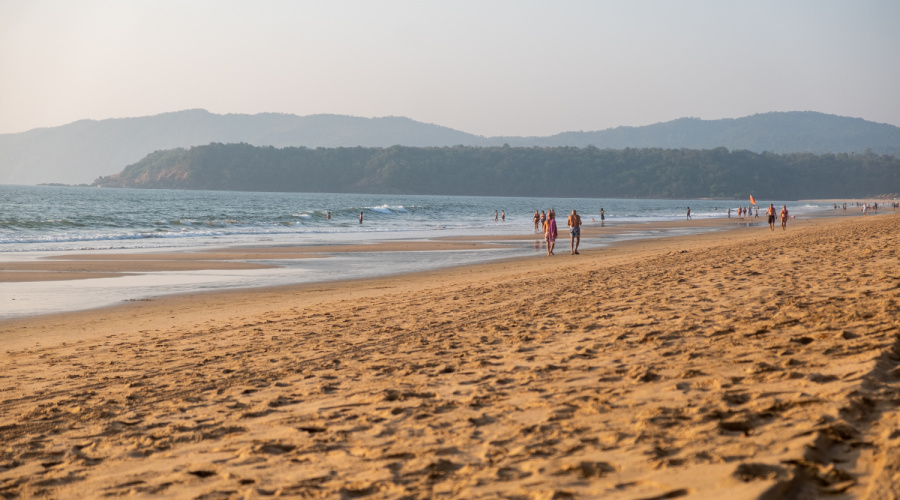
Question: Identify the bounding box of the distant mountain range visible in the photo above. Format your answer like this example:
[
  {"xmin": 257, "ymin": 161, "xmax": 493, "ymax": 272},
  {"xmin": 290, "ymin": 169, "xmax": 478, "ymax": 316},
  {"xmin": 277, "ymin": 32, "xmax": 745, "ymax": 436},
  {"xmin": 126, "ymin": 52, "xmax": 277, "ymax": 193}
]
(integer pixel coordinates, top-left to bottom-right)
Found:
[{"xmin": 1, "ymin": 109, "xmax": 898, "ymax": 185}]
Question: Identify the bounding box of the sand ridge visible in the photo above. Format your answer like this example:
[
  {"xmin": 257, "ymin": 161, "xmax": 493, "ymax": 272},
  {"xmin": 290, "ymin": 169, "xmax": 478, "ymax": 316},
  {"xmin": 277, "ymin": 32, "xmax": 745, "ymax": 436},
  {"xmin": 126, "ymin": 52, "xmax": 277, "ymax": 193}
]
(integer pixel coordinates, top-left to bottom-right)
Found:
[{"xmin": 1, "ymin": 214, "xmax": 899, "ymax": 499}]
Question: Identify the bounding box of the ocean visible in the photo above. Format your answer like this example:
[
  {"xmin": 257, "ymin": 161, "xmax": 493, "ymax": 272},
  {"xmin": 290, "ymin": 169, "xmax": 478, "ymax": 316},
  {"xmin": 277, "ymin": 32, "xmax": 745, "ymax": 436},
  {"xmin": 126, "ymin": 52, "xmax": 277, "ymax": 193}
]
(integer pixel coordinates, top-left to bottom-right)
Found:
[
  {"xmin": 1, "ymin": 185, "xmax": 832, "ymax": 252},
  {"xmin": 1, "ymin": 185, "xmax": 833, "ymax": 318}
]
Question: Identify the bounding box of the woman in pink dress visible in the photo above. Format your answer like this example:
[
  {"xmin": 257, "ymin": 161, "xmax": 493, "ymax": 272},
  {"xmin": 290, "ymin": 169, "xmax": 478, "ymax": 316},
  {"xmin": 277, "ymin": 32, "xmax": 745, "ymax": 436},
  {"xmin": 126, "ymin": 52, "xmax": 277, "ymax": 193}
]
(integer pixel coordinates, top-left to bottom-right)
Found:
[{"xmin": 545, "ymin": 210, "xmax": 557, "ymax": 256}]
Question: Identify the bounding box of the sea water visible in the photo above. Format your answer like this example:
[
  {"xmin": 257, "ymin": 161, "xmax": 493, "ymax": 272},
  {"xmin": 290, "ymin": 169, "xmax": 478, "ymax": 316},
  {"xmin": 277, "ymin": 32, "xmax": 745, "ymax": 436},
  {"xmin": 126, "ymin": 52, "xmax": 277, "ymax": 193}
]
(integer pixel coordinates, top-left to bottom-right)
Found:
[
  {"xmin": 1, "ymin": 185, "xmax": 831, "ymax": 252},
  {"xmin": 1, "ymin": 185, "xmax": 832, "ymax": 319}
]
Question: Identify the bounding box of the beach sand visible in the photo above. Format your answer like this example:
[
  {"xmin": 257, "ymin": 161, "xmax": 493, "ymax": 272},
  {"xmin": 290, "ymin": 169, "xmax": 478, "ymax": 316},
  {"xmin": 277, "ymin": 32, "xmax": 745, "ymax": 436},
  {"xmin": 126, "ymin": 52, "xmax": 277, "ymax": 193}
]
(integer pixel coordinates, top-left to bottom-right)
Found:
[{"xmin": 1, "ymin": 214, "xmax": 899, "ymax": 499}]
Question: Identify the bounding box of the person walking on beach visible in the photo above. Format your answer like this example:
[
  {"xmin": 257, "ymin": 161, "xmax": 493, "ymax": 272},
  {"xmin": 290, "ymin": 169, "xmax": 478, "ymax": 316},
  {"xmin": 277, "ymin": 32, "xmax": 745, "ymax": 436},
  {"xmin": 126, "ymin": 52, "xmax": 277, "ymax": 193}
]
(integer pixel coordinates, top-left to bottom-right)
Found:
[
  {"xmin": 545, "ymin": 210, "xmax": 557, "ymax": 256},
  {"xmin": 567, "ymin": 209, "xmax": 582, "ymax": 255},
  {"xmin": 600, "ymin": 208, "xmax": 605, "ymax": 224},
  {"xmin": 686, "ymin": 207, "xmax": 692, "ymax": 220},
  {"xmin": 533, "ymin": 210, "xmax": 540, "ymax": 233},
  {"xmin": 766, "ymin": 204, "xmax": 776, "ymax": 231},
  {"xmin": 780, "ymin": 205, "xmax": 789, "ymax": 230}
]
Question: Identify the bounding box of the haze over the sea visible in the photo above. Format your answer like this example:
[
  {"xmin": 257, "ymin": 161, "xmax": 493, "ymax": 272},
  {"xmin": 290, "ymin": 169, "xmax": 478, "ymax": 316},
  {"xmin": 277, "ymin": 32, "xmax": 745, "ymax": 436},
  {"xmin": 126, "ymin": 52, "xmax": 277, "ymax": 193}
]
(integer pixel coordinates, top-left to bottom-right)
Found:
[{"xmin": 1, "ymin": 0, "xmax": 898, "ymax": 137}]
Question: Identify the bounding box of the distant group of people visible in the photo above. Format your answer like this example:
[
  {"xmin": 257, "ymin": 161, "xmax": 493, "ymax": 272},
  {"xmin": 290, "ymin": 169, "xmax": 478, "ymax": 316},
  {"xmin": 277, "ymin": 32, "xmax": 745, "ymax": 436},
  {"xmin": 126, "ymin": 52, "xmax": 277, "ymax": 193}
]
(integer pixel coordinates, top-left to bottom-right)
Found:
[
  {"xmin": 691, "ymin": 203, "xmax": 792, "ymax": 232},
  {"xmin": 833, "ymin": 201, "xmax": 899, "ymax": 215},
  {"xmin": 724, "ymin": 206, "xmax": 758, "ymax": 218},
  {"xmin": 502, "ymin": 198, "xmax": 890, "ymax": 256},
  {"xmin": 323, "ymin": 211, "xmax": 364, "ymax": 223},
  {"xmin": 505, "ymin": 198, "xmax": 862, "ymax": 258}
]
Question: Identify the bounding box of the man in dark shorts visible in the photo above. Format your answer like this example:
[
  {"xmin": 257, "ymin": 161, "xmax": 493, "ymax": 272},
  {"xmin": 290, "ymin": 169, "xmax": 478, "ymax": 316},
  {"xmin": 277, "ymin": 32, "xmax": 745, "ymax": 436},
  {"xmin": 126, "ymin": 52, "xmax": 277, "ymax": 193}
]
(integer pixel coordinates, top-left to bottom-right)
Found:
[
  {"xmin": 766, "ymin": 203, "xmax": 776, "ymax": 231},
  {"xmin": 567, "ymin": 209, "xmax": 582, "ymax": 255}
]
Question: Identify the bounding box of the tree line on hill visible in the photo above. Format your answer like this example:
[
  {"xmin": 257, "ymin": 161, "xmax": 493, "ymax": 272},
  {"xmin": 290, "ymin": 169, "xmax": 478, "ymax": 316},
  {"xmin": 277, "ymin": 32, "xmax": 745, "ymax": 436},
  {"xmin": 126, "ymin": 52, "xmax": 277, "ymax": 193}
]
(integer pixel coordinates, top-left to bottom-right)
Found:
[
  {"xmin": 92, "ymin": 143, "xmax": 900, "ymax": 200},
  {"xmin": 4, "ymin": 109, "xmax": 900, "ymax": 186}
]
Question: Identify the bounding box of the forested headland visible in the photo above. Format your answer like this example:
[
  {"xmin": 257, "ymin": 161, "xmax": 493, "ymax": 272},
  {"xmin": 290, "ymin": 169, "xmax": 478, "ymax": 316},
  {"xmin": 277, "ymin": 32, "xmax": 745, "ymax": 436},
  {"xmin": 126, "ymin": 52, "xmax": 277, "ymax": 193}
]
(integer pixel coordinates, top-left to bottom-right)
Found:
[
  {"xmin": 6, "ymin": 109, "xmax": 899, "ymax": 186},
  {"xmin": 93, "ymin": 143, "xmax": 900, "ymax": 199}
]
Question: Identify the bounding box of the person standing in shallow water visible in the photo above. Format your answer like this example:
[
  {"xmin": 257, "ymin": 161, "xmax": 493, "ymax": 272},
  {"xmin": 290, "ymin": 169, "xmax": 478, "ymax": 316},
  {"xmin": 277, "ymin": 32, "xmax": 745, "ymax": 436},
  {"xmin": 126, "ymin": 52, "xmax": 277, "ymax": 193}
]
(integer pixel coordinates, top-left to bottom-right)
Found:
[
  {"xmin": 533, "ymin": 211, "xmax": 540, "ymax": 233},
  {"xmin": 686, "ymin": 207, "xmax": 692, "ymax": 220}
]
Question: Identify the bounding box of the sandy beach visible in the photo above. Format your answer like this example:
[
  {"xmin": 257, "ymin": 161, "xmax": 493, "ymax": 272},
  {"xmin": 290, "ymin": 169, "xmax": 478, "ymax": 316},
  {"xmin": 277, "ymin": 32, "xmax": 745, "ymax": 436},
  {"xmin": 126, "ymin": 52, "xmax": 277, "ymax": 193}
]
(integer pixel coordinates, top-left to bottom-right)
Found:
[{"xmin": 1, "ymin": 213, "xmax": 899, "ymax": 499}]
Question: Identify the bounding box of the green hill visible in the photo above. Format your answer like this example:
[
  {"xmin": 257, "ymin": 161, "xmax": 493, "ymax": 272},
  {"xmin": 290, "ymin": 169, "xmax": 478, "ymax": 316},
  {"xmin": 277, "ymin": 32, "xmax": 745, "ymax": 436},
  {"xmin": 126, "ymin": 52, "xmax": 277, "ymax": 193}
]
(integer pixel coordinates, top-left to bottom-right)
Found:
[{"xmin": 93, "ymin": 143, "xmax": 900, "ymax": 199}]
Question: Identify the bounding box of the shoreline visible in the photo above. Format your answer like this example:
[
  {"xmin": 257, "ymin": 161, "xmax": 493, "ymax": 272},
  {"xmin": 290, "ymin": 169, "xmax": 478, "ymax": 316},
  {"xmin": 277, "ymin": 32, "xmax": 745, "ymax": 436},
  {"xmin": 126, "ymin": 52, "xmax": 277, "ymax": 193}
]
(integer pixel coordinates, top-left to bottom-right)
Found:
[
  {"xmin": 1, "ymin": 213, "xmax": 898, "ymax": 498},
  {"xmin": 1, "ymin": 210, "xmax": 886, "ymax": 321},
  {"xmin": 0, "ymin": 212, "xmax": 880, "ymax": 348},
  {"xmin": 0, "ymin": 217, "xmax": 740, "ymax": 320}
]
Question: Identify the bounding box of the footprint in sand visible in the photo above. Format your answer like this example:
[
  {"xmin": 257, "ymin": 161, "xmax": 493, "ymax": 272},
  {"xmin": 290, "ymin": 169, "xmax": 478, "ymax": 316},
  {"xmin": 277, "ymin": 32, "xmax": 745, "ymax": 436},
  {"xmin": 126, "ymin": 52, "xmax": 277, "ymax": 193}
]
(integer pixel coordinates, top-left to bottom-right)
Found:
[
  {"xmin": 254, "ymin": 442, "xmax": 296, "ymax": 455},
  {"xmin": 553, "ymin": 461, "xmax": 617, "ymax": 478},
  {"xmin": 732, "ymin": 462, "xmax": 787, "ymax": 482}
]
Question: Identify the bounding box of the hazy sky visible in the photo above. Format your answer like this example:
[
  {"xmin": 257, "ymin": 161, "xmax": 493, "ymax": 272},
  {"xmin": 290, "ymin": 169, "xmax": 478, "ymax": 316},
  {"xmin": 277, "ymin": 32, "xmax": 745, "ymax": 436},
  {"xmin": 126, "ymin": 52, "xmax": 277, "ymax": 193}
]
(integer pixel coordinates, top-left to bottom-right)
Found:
[{"xmin": 1, "ymin": 0, "xmax": 898, "ymax": 136}]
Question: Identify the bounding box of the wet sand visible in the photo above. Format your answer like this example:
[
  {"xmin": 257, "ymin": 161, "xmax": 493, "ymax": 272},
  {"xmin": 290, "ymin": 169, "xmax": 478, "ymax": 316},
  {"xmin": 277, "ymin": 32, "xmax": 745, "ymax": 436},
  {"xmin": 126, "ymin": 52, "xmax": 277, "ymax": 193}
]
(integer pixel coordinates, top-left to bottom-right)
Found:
[
  {"xmin": 0, "ymin": 241, "xmax": 510, "ymax": 283},
  {"xmin": 1, "ymin": 214, "xmax": 899, "ymax": 499}
]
